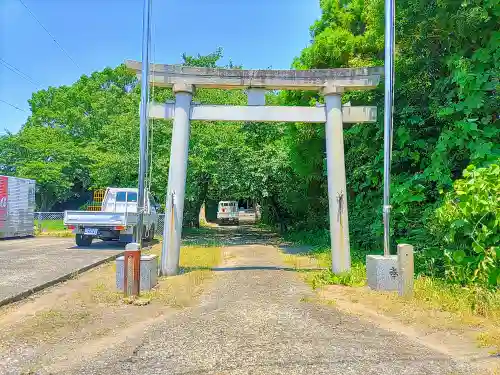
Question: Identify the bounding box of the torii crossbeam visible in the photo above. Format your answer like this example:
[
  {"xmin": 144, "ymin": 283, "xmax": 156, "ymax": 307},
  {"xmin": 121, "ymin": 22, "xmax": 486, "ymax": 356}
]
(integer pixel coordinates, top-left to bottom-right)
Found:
[{"xmin": 126, "ymin": 60, "xmax": 382, "ymax": 276}]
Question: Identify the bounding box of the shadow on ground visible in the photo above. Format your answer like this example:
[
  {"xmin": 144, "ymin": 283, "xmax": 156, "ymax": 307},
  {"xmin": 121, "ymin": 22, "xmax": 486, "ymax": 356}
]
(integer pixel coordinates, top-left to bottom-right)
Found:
[
  {"xmin": 182, "ymin": 225, "xmax": 279, "ymax": 247},
  {"xmin": 180, "ymin": 225, "xmax": 327, "ymax": 273},
  {"xmin": 181, "ymin": 265, "xmax": 326, "ymax": 273},
  {"xmin": 67, "ymin": 238, "xmax": 160, "ymax": 251},
  {"xmin": 277, "ymin": 244, "xmax": 315, "ymax": 255}
]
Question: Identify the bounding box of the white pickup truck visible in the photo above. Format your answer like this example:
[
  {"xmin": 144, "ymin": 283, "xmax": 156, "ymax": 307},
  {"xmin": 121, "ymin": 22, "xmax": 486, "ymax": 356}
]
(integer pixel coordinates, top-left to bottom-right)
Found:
[{"xmin": 64, "ymin": 187, "xmax": 159, "ymax": 247}]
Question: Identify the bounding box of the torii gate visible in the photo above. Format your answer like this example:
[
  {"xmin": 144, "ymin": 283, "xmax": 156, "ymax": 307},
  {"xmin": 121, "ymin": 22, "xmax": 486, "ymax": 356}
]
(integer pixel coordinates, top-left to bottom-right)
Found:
[{"xmin": 126, "ymin": 61, "xmax": 382, "ymax": 276}]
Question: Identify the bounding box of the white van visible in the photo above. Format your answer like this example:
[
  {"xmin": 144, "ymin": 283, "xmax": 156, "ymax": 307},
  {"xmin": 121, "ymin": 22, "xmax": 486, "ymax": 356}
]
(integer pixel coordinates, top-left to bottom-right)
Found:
[{"xmin": 217, "ymin": 201, "xmax": 239, "ymax": 225}]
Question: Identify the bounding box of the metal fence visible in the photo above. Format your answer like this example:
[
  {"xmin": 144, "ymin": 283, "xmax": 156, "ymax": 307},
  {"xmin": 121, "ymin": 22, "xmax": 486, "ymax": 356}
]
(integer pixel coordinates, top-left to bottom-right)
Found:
[
  {"xmin": 35, "ymin": 212, "xmax": 166, "ymax": 236},
  {"xmin": 34, "ymin": 212, "xmax": 64, "ymax": 221},
  {"xmin": 156, "ymin": 214, "xmax": 165, "ymax": 236},
  {"xmin": 34, "ymin": 211, "xmax": 257, "ymax": 235}
]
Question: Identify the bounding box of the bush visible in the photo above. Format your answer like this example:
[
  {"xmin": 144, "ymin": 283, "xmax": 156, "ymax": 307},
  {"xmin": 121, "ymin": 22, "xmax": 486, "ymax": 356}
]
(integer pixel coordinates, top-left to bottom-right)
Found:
[{"xmin": 432, "ymin": 162, "xmax": 500, "ymax": 287}]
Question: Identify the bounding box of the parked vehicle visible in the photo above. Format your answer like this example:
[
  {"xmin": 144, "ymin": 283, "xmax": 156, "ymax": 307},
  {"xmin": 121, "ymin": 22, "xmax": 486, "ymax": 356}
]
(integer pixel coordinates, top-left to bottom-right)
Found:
[
  {"xmin": 217, "ymin": 201, "xmax": 239, "ymax": 225},
  {"xmin": 0, "ymin": 175, "xmax": 36, "ymax": 239},
  {"xmin": 64, "ymin": 187, "xmax": 159, "ymax": 247}
]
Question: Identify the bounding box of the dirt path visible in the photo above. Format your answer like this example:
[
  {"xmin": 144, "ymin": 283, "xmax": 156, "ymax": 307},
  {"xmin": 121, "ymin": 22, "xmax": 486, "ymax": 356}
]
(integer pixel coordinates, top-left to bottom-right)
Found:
[{"xmin": 59, "ymin": 234, "xmax": 475, "ymax": 375}]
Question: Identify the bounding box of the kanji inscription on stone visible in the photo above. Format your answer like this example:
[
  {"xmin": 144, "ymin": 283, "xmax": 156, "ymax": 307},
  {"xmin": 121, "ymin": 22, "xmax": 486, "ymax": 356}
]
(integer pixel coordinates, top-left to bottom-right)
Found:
[{"xmin": 389, "ymin": 266, "xmax": 399, "ymax": 279}]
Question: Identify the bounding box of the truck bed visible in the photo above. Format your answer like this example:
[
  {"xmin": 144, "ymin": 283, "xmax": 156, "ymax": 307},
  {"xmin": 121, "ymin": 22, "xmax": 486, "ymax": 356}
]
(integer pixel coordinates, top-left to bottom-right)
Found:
[{"xmin": 64, "ymin": 211, "xmax": 138, "ymax": 227}]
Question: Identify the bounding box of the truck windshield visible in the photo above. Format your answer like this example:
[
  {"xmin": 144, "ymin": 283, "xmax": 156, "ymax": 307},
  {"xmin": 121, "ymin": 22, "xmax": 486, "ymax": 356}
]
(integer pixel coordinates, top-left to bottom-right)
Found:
[{"xmin": 116, "ymin": 192, "xmax": 138, "ymax": 202}]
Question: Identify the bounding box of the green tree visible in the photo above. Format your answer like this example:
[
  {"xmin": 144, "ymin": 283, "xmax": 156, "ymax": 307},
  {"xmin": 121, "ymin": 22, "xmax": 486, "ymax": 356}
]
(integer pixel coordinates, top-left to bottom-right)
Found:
[{"xmin": 4, "ymin": 126, "xmax": 90, "ymax": 211}]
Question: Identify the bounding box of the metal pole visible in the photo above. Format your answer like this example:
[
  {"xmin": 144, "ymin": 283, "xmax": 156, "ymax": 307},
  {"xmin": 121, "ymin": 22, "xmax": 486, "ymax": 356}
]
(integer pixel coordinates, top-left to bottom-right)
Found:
[
  {"xmin": 135, "ymin": 0, "xmax": 152, "ymax": 244},
  {"xmin": 383, "ymin": 0, "xmax": 395, "ymax": 256}
]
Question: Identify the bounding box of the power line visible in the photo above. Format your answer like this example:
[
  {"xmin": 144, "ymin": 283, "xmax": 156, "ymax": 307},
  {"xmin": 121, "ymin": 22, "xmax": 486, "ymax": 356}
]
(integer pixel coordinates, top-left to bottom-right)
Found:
[
  {"xmin": 0, "ymin": 58, "xmax": 41, "ymax": 88},
  {"xmin": 0, "ymin": 99, "xmax": 29, "ymax": 113},
  {"xmin": 18, "ymin": 0, "xmax": 81, "ymax": 70}
]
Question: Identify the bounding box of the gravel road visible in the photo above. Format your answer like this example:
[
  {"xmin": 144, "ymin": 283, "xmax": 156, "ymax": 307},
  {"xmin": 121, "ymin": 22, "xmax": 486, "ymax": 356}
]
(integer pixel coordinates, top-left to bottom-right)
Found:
[{"xmin": 65, "ymin": 231, "xmax": 473, "ymax": 375}]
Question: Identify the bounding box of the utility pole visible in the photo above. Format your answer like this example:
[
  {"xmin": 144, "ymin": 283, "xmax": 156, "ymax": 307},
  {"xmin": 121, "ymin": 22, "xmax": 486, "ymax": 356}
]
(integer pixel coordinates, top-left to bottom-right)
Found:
[
  {"xmin": 383, "ymin": 0, "xmax": 395, "ymax": 256},
  {"xmin": 135, "ymin": 0, "xmax": 152, "ymax": 245}
]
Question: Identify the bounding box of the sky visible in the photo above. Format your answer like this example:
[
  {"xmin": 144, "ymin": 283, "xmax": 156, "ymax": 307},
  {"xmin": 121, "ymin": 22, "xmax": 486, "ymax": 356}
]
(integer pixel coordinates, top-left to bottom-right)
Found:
[{"xmin": 0, "ymin": 0, "xmax": 321, "ymax": 134}]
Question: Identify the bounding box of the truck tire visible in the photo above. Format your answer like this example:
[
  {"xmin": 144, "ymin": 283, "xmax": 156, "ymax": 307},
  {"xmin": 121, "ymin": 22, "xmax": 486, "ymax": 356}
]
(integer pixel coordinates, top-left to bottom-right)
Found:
[{"xmin": 76, "ymin": 234, "xmax": 93, "ymax": 247}]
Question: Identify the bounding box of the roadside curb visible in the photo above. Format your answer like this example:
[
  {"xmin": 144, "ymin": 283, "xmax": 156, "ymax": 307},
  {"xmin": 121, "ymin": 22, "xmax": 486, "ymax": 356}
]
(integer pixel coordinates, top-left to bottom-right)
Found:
[{"xmin": 0, "ymin": 251, "xmax": 124, "ymax": 308}]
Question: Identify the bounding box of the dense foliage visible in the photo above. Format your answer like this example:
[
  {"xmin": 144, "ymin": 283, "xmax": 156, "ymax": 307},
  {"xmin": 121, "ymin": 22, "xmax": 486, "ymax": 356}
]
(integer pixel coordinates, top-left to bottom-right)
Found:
[
  {"xmin": 0, "ymin": 0, "xmax": 498, "ymax": 286},
  {"xmin": 433, "ymin": 163, "xmax": 499, "ymax": 286},
  {"xmin": 274, "ymin": 0, "xmax": 499, "ymax": 286}
]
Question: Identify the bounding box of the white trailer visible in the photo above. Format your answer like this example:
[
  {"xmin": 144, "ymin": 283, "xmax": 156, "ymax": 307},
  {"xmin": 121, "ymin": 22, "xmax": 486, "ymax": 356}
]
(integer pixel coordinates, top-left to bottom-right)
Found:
[
  {"xmin": 64, "ymin": 187, "xmax": 159, "ymax": 247},
  {"xmin": 0, "ymin": 175, "xmax": 36, "ymax": 239}
]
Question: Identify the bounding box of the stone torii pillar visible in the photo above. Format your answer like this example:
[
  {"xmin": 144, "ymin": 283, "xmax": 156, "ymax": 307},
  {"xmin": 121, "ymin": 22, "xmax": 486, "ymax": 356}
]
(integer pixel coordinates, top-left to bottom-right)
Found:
[
  {"xmin": 324, "ymin": 86, "xmax": 350, "ymax": 273},
  {"xmin": 162, "ymin": 83, "xmax": 193, "ymax": 276},
  {"xmin": 125, "ymin": 60, "xmax": 382, "ymax": 276}
]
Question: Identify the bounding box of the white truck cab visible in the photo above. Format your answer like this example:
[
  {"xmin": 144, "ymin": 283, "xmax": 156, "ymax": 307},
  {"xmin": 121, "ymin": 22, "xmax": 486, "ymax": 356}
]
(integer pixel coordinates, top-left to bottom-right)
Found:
[
  {"xmin": 217, "ymin": 200, "xmax": 239, "ymax": 225},
  {"xmin": 64, "ymin": 187, "xmax": 159, "ymax": 247}
]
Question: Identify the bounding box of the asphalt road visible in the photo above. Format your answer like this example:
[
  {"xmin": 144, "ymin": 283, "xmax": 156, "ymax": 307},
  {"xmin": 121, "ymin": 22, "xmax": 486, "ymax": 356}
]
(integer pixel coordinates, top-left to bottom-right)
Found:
[
  {"xmin": 67, "ymin": 239, "xmax": 473, "ymax": 375},
  {"xmin": 0, "ymin": 237, "xmax": 124, "ymax": 305}
]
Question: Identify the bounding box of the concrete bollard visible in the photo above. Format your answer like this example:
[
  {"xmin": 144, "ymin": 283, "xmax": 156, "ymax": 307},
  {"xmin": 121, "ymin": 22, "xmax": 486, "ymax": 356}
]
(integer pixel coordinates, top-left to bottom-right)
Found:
[{"xmin": 397, "ymin": 244, "xmax": 414, "ymax": 297}]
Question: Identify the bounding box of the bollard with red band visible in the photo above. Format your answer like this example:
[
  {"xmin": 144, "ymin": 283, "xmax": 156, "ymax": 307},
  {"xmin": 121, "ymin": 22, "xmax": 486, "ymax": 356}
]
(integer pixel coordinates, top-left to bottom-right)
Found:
[{"xmin": 123, "ymin": 242, "xmax": 141, "ymax": 297}]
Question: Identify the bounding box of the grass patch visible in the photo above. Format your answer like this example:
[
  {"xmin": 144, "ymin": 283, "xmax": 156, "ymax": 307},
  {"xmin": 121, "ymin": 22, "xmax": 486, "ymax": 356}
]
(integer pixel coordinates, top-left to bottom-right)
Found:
[
  {"xmin": 412, "ymin": 277, "xmax": 500, "ymax": 320},
  {"xmin": 35, "ymin": 219, "xmax": 66, "ymax": 231},
  {"xmin": 141, "ymin": 243, "xmax": 222, "ymax": 307},
  {"xmin": 477, "ymin": 330, "xmax": 500, "ymax": 355},
  {"xmin": 36, "ymin": 230, "xmax": 73, "ymax": 237},
  {"xmin": 182, "ymin": 226, "xmax": 217, "ymax": 238},
  {"xmin": 89, "ymin": 279, "xmax": 122, "ymax": 305},
  {"xmin": 283, "ymin": 252, "xmax": 366, "ymax": 288},
  {"xmin": 281, "ymin": 229, "xmax": 500, "ymax": 354},
  {"xmin": 282, "ymin": 239, "xmax": 368, "ymax": 288},
  {"xmin": 285, "ymin": 246, "xmax": 500, "ymax": 325},
  {"xmin": 13, "ymin": 307, "xmax": 93, "ymax": 342},
  {"xmin": 282, "ymin": 230, "xmax": 499, "ymax": 319},
  {"xmin": 34, "ymin": 219, "xmax": 72, "ymax": 237},
  {"xmin": 77, "ymin": 242, "xmax": 222, "ymax": 308}
]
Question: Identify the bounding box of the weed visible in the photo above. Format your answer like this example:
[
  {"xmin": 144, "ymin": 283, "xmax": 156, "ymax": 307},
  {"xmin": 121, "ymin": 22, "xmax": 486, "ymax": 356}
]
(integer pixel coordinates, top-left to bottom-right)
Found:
[
  {"xmin": 308, "ymin": 263, "xmax": 367, "ymax": 289},
  {"xmin": 13, "ymin": 308, "xmax": 93, "ymax": 342},
  {"xmin": 477, "ymin": 330, "xmax": 500, "ymax": 355}
]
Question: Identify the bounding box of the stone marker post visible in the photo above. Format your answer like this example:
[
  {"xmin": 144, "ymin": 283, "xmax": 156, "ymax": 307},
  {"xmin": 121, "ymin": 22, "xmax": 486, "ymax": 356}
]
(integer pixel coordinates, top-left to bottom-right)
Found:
[{"xmin": 397, "ymin": 244, "xmax": 414, "ymax": 297}]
